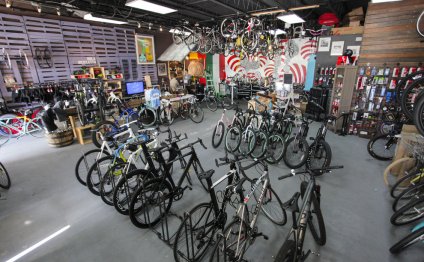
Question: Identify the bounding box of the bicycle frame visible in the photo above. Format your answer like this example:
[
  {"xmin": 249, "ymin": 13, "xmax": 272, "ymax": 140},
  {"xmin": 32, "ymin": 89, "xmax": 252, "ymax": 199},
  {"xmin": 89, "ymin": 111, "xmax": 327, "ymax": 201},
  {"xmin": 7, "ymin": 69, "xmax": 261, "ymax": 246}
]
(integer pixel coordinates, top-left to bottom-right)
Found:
[{"xmin": 0, "ymin": 116, "xmax": 42, "ymax": 138}]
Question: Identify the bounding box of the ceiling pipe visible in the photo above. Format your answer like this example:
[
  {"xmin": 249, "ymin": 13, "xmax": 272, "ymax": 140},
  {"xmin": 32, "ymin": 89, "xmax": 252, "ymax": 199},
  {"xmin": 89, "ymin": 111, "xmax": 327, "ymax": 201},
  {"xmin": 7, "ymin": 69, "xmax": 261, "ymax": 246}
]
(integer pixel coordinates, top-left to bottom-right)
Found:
[{"xmin": 208, "ymin": 0, "xmax": 248, "ymax": 16}]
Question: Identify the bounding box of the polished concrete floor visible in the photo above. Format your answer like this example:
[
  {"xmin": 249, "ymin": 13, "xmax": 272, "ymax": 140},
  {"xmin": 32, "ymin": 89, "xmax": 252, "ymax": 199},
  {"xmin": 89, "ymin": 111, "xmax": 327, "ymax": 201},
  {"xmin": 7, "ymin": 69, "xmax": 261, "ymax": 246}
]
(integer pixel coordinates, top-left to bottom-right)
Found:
[{"xmin": 0, "ymin": 108, "xmax": 422, "ymax": 262}]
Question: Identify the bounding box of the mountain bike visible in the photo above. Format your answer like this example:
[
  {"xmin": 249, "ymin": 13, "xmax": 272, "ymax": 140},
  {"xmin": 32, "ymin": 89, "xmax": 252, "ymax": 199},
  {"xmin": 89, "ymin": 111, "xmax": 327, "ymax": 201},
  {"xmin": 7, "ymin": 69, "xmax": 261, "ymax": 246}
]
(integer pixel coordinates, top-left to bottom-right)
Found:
[
  {"xmin": 209, "ymin": 156, "xmax": 286, "ymax": 262},
  {"xmin": 128, "ymin": 138, "xmax": 209, "ymax": 228},
  {"xmin": 274, "ymin": 166, "xmax": 344, "ymax": 262},
  {"xmin": 0, "ymin": 161, "xmax": 11, "ymax": 189}
]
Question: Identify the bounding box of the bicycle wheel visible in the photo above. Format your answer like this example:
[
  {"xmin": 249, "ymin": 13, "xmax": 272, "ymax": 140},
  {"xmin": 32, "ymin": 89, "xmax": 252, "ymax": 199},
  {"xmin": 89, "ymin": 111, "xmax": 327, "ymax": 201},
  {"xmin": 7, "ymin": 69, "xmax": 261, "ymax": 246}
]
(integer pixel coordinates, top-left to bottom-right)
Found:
[
  {"xmin": 274, "ymin": 239, "xmax": 296, "ymax": 262},
  {"xmin": 414, "ymin": 94, "xmax": 424, "ymax": 136},
  {"xmin": 206, "ymin": 96, "xmax": 218, "ymax": 112},
  {"xmin": 86, "ymin": 156, "xmax": 117, "ymax": 196},
  {"xmin": 189, "ymin": 103, "xmax": 204, "ymax": 123},
  {"xmin": 172, "ymin": 27, "xmax": 184, "ymax": 45},
  {"xmin": 173, "ymin": 202, "xmax": 217, "ymax": 262},
  {"xmin": 266, "ymin": 134, "xmax": 285, "ymax": 164},
  {"xmin": 393, "ymin": 182, "xmax": 424, "ymax": 212},
  {"xmin": 253, "ymin": 183, "xmax": 287, "ymax": 225},
  {"xmin": 139, "ymin": 107, "xmax": 156, "ymax": 127},
  {"xmin": 225, "ymin": 126, "xmax": 241, "ymax": 153},
  {"xmin": 238, "ymin": 129, "xmax": 256, "ymax": 156},
  {"xmin": 222, "ymin": 96, "xmax": 233, "ymax": 110},
  {"xmin": 113, "ymin": 169, "xmax": 155, "ymax": 215},
  {"xmin": 91, "ymin": 120, "xmax": 119, "ymax": 148},
  {"xmin": 367, "ymin": 134, "xmax": 397, "ymax": 161},
  {"xmin": 27, "ymin": 120, "xmax": 44, "ymax": 138},
  {"xmin": 0, "ymin": 125, "xmax": 11, "ymax": 146},
  {"xmin": 209, "ymin": 218, "xmax": 249, "ymax": 262},
  {"xmin": 300, "ymin": 182, "xmax": 326, "ymax": 246},
  {"xmin": 75, "ymin": 149, "xmax": 110, "ymax": 186},
  {"xmin": 76, "ymin": 101, "xmax": 87, "ymax": 126},
  {"xmin": 282, "ymin": 137, "xmax": 309, "ymax": 169},
  {"xmin": 129, "ymin": 178, "xmax": 173, "ymax": 228},
  {"xmin": 100, "ymin": 162, "xmax": 136, "ymax": 206},
  {"xmin": 159, "ymin": 107, "xmax": 175, "ymax": 126},
  {"xmin": 306, "ymin": 140, "xmax": 332, "ymax": 170},
  {"xmin": 390, "ymin": 196, "xmax": 424, "ymax": 226},
  {"xmin": 391, "ymin": 169, "xmax": 424, "ymax": 198},
  {"xmin": 250, "ymin": 130, "xmax": 268, "ymax": 158},
  {"xmin": 212, "ymin": 122, "xmax": 225, "ymax": 148},
  {"xmin": 390, "ymin": 226, "xmax": 424, "ymax": 254},
  {"xmin": 401, "ymin": 77, "xmax": 424, "ymax": 121},
  {"xmin": 0, "ymin": 162, "xmax": 11, "ymax": 189}
]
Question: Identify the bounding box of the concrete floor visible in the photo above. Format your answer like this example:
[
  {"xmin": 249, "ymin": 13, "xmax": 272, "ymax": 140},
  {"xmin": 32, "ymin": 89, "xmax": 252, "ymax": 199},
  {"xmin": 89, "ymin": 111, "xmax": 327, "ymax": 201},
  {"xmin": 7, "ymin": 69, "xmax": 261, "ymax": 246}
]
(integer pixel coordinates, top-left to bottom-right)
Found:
[{"xmin": 0, "ymin": 107, "xmax": 422, "ymax": 262}]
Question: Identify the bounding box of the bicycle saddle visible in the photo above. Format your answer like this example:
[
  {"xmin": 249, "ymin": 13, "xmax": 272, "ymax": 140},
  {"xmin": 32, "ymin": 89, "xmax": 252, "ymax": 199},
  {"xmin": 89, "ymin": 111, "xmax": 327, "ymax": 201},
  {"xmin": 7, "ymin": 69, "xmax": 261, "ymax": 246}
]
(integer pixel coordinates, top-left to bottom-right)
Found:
[{"xmin": 198, "ymin": 169, "xmax": 215, "ymax": 181}]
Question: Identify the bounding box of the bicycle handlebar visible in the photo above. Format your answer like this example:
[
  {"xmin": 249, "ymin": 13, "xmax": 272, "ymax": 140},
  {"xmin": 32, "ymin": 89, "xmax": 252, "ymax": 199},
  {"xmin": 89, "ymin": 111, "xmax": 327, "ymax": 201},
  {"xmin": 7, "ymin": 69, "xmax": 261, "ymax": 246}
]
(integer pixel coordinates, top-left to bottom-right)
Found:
[{"xmin": 278, "ymin": 165, "xmax": 344, "ymax": 180}]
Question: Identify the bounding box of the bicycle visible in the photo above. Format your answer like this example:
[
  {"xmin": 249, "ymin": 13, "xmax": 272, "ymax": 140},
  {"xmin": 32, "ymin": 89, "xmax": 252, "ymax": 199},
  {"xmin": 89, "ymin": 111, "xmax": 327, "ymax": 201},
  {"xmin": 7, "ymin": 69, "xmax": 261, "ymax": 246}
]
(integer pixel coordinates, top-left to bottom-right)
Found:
[
  {"xmin": 274, "ymin": 165, "xmax": 344, "ymax": 262},
  {"xmin": 128, "ymin": 138, "xmax": 209, "ymax": 227},
  {"xmin": 390, "ymin": 220, "xmax": 424, "ymax": 254},
  {"xmin": 282, "ymin": 114, "xmax": 311, "ymax": 169},
  {"xmin": 209, "ymin": 156, "xmax": 287, "ymax": 262},
  {"xmin": 0, "ymin": 110, "xmax": 45, "ymax": 142},
  {"xmin": 211, "ymin": 105, "xmax": 243, "ymax": 148},
  {"xmin": 0, "ymin": 161, "xmax": 11, "ymax": 190}
]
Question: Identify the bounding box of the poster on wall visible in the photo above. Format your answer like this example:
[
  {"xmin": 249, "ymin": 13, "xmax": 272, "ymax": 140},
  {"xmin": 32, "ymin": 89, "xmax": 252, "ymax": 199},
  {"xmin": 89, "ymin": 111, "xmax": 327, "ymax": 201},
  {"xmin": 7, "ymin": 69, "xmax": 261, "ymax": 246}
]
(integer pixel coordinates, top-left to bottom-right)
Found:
[
  {"xmin": 347, "ymin": 45, "xmax": 361, "ymax": 56},
  {"xmin": 331, "ymin": 41, "xmax": 344, "ymax": 56},
  {"xmin": 157, "ymin": 63, "xmax": 167, "ymax": 76},
  {"xmin": 318, "ymin": 37, "xmax": 331, "ymax": 52},
  {"xmin": 135, "ymin": 35, "xmax": 155, "ymax": 64}
]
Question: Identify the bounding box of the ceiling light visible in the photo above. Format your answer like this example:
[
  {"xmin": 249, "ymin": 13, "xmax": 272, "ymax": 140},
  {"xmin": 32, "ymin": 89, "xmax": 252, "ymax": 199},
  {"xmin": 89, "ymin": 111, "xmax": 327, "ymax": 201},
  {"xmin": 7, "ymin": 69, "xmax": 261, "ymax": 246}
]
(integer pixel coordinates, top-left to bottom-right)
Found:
[
  {"xmin": 289, "ymin": 5, "xmax": 319, "ymax": 11},
  {"xmin": 148, "ymin": 23, "xmax": 152, "ymax": 30},
  {"xmin": 84, "ymin": 14, "xmax": 128, "ymax": 24},
  {"xmin": 268, "ymin": 29, "xmax": 286, "ymax": 35},
  {"xmin": 37, "ymin": 4, "xmax": 41, "ymax": 13},
  {"xmin": 160, "ymin": 26, "xmax": 163, "ymax": 32},
  {"xmin": 169, "ymin": 29, "xmax": 190, "ymax": 36},
  {"xmin": 251, "ymin": 9, "xmax": 286, "ymax": 16},
  {"xmin": 125, "ymin": 0, "xmax": 177, "ymax": 14},
  {"xmin": 5, "ymin": 0, "xmax": 12, "ymax": 8},
  {"xmin": 371, "ymin": 0, "xmax": 402, "ymax": 2},
  {"xmin": 56, "ymin": 8, "xmax": 61, "ymax": 16},
  {"xmin": 277, "ymin": 13, "xmax": 305, "ymax": 24},
  {"xmin": 137, "ymin": 22, "xmax": 141, "ymax": 28}
]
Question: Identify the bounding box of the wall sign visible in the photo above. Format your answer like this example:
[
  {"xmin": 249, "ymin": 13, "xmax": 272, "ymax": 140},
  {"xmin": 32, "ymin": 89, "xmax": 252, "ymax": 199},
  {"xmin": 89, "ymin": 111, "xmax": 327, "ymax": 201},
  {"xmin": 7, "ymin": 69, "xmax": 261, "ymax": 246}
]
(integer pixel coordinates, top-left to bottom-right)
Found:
[
  {"xmin": 135, "ymin": 35, "xmax": 156, "ymax": 65},
  {"xmin": 347, "ymin": 45, "xmax": 361, "ymax": 56},
  {"xmin": 331, "ymin": 41, "xmax": 344, "ymax": 56},
  {"xmin": 77, "ymin": 57, "xmax": 97, "ymax": 65},
  {"xmin": 157, "ymin": 63, "xmax": 167, "ymax": 76},
  {"xmin": 318, "ymin": 37, "xmax": 331, "ymax": 52}
]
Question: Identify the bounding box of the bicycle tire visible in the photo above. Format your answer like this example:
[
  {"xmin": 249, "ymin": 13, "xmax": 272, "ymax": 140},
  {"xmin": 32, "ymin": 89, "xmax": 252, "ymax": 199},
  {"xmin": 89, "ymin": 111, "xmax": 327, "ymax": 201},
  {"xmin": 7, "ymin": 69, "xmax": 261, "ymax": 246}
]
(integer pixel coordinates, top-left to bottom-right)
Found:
[
  {"xmin": 173, "ymin": 202, "xmax": 217, "ymax": 262},
  {"xmin": 391, "ymin": 169, "xmax": 424, "ymax": 198},
  {"xmin": 172, "ymin": 27, "xmax": 184, "ymax": 45},
  {"xmin": 129, "ymin": 177, "xmax": 173, "ymax": 228},
  {"xmin": 238, "ymin": 129, "xmax": 256, "ymax": 156},
  {"xmin": 75, "ymin": 149, "xmax": 110, "ymax": 186},
  {"xmin": 209, "ymin": 218, "xmax": 249, "ymax": 262},
  {"xmin": 300, "ymin": 182, "xmax": 326, "ymax": 245},
  {"xmin": 390, "ymin": 226, "xmax": 424, "ymax": 254},
  {"xmin": 274, "ymin": 240, "xmax": 296, "ymax": 262},
  {"xmin": 367, "ymin": 134, "xmax": 397, "ymax": 161},
  {"xmin": 250, "ymin": 130, "xmax": 268, "ymax": 158},
  {"xmin": 0, "ymin": 162, "xmax": 11, "ymax": 189},
  {"xmin": 395, "ymin": 71, "xmax": 424, "ymax": 105},
  {"xmin": 306, "ymin": 140, "xmax": 332, "ymax": 170},
  {"xmin": 400, "ymin": 77, "xmax": 424, "ymax": 121},
  {"xmin": 212, "ymin": 122, "xmax": 225, "ymax": 148},
  {"xmin": 383, "ymin": 157, "xmax": 416, "ymax": 186},
  {"xmin": 222, "ymin": 96, "xmax": 233, "ymax": 110},
  {"xmin": 189, "ymin": 103, "xmax": 204, "ymax": 123},
  {"xmin": 86, "ymin": 155, "xmax": 117, "ymax": 196},
  {"xmin": 225, "ymin": 126, "xmax": 241, "ymax": 153},
  {"xmin": 0, "ymin": 114, "xmax": 21, "ymax": 138},
  {"xmin": 27, "ymin": 120, "xmax": 44, "ymax": 138},
  {"xmin": 282, "ymin": 137, "xmax": 309, "ymax": 169},
  {"xmin": 139, "ymin": 107, "xmax": 156, "ymax": 127},
  {"xmin": 266, "ymin": 134, "xmax": 285, "ymax": 164},
  {"xmin": 0, "ymin": 125, "xmax": 11, "ymax": 146},
  {"xmin": 100, "ymin": 162, "xmax": 136, "ymax": 206},
  {"xmin": 417, "ymin": 10, "xmax": 424, "ymax": 37},
  {"xmin": 414, "ymin": 94, "xmax": 424, "ymax": 136},
  {"xmin": 390, "ymin": 196, "xmax": 424, "ymax": 226},
  {"xmin": 91, "ymin": 120, "xmax": 119, "ymax": 148},
  {"xmin": 253, "ymin": 183, "xmax": 287, "ymax": 225},
  {"xmin": 113, "ymin": 169, "xmax": 155, "ymax": 215},
  {"xmin": 76, "ymin": 101, "xmax": 87, "ymax": 126},
  {"xmin": 392, "ymin": 182, "xmax": 424, "ymax": 212},
  {"xmin": 206, "ymin": 97, "xmax": 218, "ymax": 112}
]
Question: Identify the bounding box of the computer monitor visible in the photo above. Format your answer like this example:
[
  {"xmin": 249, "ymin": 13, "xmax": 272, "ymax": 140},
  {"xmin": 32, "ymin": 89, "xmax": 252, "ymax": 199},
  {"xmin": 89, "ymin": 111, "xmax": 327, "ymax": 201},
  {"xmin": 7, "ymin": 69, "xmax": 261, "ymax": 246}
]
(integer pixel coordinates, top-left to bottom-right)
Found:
[{"xmin": 125, "ymin": 81, "xmax": 145, "ymax": 96}]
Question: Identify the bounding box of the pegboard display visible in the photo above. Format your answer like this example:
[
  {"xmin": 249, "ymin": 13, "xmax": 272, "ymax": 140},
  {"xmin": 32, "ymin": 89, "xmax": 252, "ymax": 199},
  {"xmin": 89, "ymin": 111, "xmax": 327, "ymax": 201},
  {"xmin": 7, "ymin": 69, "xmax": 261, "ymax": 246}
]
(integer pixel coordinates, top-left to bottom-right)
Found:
[
  {"xmin": 0, "ymin": 13, "xmax": 31, "ymax": 55},
  {"xmin": 23, "ymin": 16, "xmax": 62, "ymax": 39},
  {"xmin": 92, "ymin": 26, "xmax": 118, "ymax": 57},
  {"xmin": 61, "ymin": 21, "xmax": 95, "ymax": 57},
  {"xmin": 35, "ymin": 56, "xmax": 70, "ymax": 83},
  {"xmin": 115, "ymin": 28, "xmax": 136, "ymax": 56}
]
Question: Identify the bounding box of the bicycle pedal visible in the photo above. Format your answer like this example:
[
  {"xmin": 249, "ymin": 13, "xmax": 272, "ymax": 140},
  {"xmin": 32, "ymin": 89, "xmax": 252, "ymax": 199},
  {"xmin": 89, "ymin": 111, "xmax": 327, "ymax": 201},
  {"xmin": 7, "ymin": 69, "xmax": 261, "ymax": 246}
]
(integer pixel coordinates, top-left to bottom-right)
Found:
[{"xmin": 311, "ymin": 251, "xmax": 320, "ymax": 256}]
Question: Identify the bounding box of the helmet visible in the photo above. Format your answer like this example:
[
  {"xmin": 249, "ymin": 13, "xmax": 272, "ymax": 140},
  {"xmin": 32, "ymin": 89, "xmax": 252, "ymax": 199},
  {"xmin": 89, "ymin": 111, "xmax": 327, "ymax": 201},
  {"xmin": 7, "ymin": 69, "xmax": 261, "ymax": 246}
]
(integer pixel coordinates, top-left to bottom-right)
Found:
[{"xmin": 343, "ymin": 49, "xmax": 353, "ymax": 57}]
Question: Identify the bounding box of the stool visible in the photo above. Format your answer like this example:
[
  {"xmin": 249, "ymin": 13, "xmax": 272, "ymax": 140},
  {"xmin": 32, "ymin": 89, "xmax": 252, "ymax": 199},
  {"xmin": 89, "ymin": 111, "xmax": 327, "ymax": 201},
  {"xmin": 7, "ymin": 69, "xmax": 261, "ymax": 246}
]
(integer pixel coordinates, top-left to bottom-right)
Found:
[{"xmin": 75, "ymin": 124, "xmax": 95, "ymax": 145}]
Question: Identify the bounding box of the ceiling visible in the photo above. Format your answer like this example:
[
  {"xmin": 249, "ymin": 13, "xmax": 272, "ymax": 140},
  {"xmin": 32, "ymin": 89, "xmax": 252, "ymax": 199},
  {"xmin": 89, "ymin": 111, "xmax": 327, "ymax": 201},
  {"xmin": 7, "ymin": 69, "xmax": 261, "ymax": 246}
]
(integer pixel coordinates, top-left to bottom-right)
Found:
[{"xmin": 1, "ymin": 0, "xmax": 369, "ymax": 29}]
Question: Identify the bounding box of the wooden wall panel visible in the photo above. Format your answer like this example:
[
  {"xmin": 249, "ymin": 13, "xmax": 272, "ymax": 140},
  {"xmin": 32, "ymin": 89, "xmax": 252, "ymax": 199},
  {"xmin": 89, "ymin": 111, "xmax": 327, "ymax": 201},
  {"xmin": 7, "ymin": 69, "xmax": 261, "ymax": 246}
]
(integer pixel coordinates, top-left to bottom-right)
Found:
[{"xmin": 358, "ymin": 0, "xmax": 424, "ymax": 66}]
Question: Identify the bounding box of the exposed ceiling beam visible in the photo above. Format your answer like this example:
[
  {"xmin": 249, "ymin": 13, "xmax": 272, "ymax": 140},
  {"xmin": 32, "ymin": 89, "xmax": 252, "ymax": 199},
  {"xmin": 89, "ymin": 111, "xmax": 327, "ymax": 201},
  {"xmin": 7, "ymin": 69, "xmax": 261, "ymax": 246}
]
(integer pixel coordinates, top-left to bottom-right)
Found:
[
  {"xmin": 208, "ymin": 0, "xmax": 247, "ymax": 15},
  {"xmin": 155, "ymin": 0, "xmax": 219, "ymax": 20}
]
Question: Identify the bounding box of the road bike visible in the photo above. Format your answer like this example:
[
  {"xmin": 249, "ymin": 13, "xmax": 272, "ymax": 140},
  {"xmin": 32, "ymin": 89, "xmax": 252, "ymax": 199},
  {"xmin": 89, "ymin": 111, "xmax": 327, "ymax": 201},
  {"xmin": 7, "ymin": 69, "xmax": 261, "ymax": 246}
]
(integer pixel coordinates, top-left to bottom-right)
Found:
[
  {"xmin": 211, "ymin": 105, "xmax": 243, "ymax": 148},
  {"xmin": 274, "ymin": 166, "xmax": 344, "ymax": 262},
  {"xmin": 0, "ymin": 110, "xmax": 44, "ymax": 143}
]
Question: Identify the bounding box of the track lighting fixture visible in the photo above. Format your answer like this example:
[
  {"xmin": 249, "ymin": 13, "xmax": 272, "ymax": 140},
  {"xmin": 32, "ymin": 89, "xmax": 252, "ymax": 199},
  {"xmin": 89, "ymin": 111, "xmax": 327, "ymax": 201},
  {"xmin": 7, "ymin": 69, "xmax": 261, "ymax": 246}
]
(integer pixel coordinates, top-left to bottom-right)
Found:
[
  {"xmin": 5, "ymin": 0, "xmax": 12, "ymax": 8},
  {"xmin": 56, "ymin": 8, "xmax": 61, "ymax": 16},
  {"xmin": 160, "ymin": 26, "xmax": 163, "ymax": 32},
  {"xmin": 37, "ymin": 4, "xmax": 41, "ymax": 13},
  {"xmin": 148, "ymin": 23, "xmax": 152, "ymax": 30},
  {"xmin": 137, "ymin": 22, "xmax": 141, "ymax": 28}
]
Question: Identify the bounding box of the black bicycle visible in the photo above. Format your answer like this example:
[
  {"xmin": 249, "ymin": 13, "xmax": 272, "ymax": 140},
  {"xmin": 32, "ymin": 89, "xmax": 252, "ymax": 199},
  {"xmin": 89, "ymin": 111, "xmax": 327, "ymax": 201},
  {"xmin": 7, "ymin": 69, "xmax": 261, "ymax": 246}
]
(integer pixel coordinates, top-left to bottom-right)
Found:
[
  {"xmin": 0, "ymin": 161, "xmax": 11, "ymax": 189},
  {"xmin": 128, "ymin": 138, "xmax": 209, "ymax": 228},
  {"xmin": 274, "ymin": 165, "xmax": 343, "ymax": 262}
]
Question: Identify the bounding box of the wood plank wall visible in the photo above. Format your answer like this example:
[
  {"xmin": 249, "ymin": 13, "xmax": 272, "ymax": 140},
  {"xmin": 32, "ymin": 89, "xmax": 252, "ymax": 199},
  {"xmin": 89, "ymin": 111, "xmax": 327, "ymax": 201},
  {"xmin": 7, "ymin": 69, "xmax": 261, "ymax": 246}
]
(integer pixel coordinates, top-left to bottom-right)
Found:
[{"xmin": 359, "ymin": 0, "xmax": 424, "ymax": 66}]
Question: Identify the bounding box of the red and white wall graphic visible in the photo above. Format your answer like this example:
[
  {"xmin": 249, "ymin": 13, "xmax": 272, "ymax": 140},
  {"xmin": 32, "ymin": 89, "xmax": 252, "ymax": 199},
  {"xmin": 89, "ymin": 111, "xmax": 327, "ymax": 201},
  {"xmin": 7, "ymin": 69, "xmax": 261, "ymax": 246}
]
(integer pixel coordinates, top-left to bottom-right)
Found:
[{"xmin": 225, "ymin": 38, "xmax": 315, "ymax": 84}]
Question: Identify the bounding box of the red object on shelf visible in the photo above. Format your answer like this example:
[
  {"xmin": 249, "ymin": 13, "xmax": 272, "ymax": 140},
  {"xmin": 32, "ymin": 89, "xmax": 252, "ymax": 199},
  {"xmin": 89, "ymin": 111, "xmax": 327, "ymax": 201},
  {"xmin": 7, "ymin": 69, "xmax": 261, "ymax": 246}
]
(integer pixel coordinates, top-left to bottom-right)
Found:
[
  {"xmin": 336, "ymin": 56, "xmax": 357, "ymax": 65},
  {"xmin": 199, "ymin": 77, "xmax": 206, "ymax": 86},
  {"xmin": 318, "ymin": 13, "xmax": 339, "ymax": 26}
]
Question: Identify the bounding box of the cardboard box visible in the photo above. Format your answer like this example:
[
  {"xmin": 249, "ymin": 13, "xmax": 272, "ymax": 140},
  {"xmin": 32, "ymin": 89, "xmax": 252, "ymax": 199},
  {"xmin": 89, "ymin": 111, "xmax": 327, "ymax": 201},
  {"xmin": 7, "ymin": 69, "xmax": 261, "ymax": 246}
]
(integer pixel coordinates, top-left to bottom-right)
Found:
[{"xmin": 332, "ymin": 26, "xmax": 364, "ymax": 35}]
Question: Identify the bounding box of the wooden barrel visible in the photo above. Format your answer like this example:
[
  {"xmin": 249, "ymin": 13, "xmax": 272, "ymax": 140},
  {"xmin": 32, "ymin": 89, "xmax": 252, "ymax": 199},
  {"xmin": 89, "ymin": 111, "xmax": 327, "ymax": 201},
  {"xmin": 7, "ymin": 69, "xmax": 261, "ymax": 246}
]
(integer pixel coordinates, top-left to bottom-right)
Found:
[{"xmin": 46, "ymin": 129, "xmax": 74, "ymax": 148}]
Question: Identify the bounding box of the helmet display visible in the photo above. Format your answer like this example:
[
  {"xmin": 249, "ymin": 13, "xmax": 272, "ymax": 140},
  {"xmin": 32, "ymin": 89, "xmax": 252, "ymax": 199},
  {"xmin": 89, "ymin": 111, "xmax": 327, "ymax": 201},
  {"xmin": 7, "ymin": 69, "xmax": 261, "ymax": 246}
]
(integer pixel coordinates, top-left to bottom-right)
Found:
[{"xmin": 343, "ymin": 49, "xmax": 353, "ymax": 57}]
